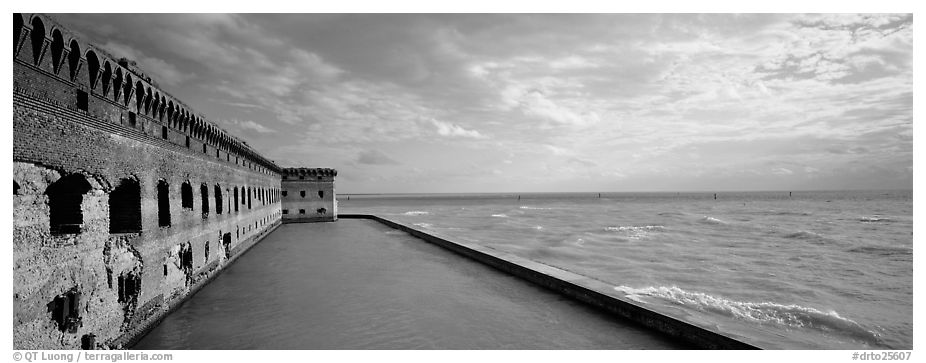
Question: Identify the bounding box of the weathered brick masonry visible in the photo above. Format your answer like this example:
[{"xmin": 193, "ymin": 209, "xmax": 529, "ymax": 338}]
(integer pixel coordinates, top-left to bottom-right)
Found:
[
  {"xmin": 12, "ymin": 14, "xmax": 331, "ymax": 349},
  {"xmin": 281, "ymin": 168, "xmax": 337, "ymax": 223}
]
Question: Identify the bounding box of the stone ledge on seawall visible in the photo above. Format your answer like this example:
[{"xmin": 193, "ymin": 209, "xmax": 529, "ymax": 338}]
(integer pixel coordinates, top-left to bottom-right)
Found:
[{"xmin": 337, "ymin": 214, "xmax": 762, "ymax": 350}]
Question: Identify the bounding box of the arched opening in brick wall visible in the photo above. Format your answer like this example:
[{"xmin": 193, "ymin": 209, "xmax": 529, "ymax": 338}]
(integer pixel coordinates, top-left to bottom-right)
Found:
[
  {"xmin": 30, "ymin": 17, "xmax": 45, "ymax": 65},
  {"xmin": 122, "ymin": 74, "xmax": 133, "ymax": 106},
  {"xmin": 157, "ymin": 180, "xmax": 171, "ymax": 227},
  {"xmin": 68, "ymin": 40, "xmax": 80, "ymax": 80},
  {"xmin": 135, "ymin": 81, "xmax": 145, "ymax": 113},
  {"xmin": 200, "ymin": 184, "xmax": 209, "ymax": 218},
  {"xmin": 112, "ymin": 68, "xmax": 122, "ymax": 101},
  {"xmin": 101, "ymin": 62, "xmax": 112, "ymax": 96},
  {"xmin": 214, "ymin": 185, "xmax": 223, "ymax": 215},
  {"xmin": 50, "ymin": 29, "xmax": 64, "ymax": 73},
  {"xmin": 233, "ymin": 187, "xmax": 239, "ymax": 212},
  {"xmin": 181, "ymin": 182, "xmax": 193, "ymax": 210},
  {"xmin": 144, "ymin": 88, "xmax": 152, "ymax": 115},
  {"xmin": 109, "ymin": 178, "xmax": 141, "ymax": 233},
  {"xmin": 14, "ymin": 181, "xmax": 20, "ymax": 195},
  {"xmin": 46, "ymin": 174, "xmax": 91, "ymax": 235},
  {"xmin": 14, "ymin": 14, "xmax": 23, "ymax": 52},
  {"xmin": 86, "ymin": 50, "xmax": 99, "ymax": 89}
]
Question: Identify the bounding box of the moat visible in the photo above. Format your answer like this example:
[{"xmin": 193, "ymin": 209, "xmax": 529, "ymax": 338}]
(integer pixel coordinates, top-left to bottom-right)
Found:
[{"xmin": 134, "ymin": 220, "xmax": 685, "ymax": 349}]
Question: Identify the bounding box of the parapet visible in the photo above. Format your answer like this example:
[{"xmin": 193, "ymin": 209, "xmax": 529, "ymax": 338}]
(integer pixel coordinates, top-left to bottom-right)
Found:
[
  {"xmin": 13, "ymin": 13, "xmax": 281, "ymax": 175},
  {"xmin": 282, "ymin": 167, "xmax": 338, "ymax": 179}
]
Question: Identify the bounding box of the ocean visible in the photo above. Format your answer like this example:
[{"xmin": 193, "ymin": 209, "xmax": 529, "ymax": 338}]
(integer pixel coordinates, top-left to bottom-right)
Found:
[{"xmin": 338, "ymin": 190, "xmax": 913, "ymax": 349}]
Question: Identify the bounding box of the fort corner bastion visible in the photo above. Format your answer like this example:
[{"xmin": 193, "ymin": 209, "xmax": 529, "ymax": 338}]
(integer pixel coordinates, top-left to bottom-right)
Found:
[{"xmin": 13, "ymin": 13, "xmax": 337, "ymax": 349}]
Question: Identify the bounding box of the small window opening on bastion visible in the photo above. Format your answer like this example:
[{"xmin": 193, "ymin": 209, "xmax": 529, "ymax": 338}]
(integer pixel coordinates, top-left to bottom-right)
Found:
[
  {"xmin": 299, "ymin": 209, "xmax": 306, "ymax": 214},
  {"xmin": 46, "ymin": 174, "xmax": 92, "ymax": 235},
  {"xmin": 318, "ymin": 190, "xmax": 324, "ymax": 199},
  {"xmin": 109, "ymin": 178, "xmax": 141, "ymax": 233},
  {"xmin": 300, "ymin": 191, "xmax": 305, "ymax": 198},
  {"xmin": 181, "ymin": 182, "xmax": 193, "ymax": 210},
  {"xmin": 76, "ymin": 90, "xmax": 88, "ymax": 111},
  {"xmin": 46, "ymin": 288, "xmax": 81, "ymax": 333},
  {"xmin": 317, "ymin": 208, "xmax": 327, "ymax": 214},
  {"xmin": 318, "ymin": 176, "xmax": 322, "ymax": 180},
  {"xmin": 282, "ymin": 209, "xmax": 288, "ymax": 214},
  {"xmin": 157, "ymin": 180, "xmax": 171, "ymax": 227},
  {"xmin": 282, "ymin": 191, "xmax": 287, "ymax": 197}
]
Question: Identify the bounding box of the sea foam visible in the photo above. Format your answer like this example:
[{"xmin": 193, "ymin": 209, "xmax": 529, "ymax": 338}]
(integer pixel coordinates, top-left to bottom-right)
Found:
[{"xmin": 613, "ymin": 285, "xmax": 884, "ymax": 346}]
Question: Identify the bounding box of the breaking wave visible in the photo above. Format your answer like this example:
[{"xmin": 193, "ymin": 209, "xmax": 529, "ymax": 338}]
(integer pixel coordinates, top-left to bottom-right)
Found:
[
  {"xmin": 491, "ymin": 214, "xmax": 508, "ymax": 218},
  {"xmin": 613, "ymin": 285, "xmax": 885, "ymax": 347},
  {"xmin": 403, "ymin": 211, "xmax": 429, "ymax": 216},
  {"xmin": 700, "ymin": 216, "xmax": 726, "ymax": 224},
  {"xmin": 860, "ymin": 216, "xmax": 891, "ymax": 223},
  {"xmin": 604, "ymin": 225, "xmax": 664, "ymax": 239}
]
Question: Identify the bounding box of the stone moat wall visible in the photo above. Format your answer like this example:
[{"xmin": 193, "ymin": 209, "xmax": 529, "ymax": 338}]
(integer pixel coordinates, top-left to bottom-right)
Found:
[{"xmin": 12, "ymin": 13, "xmax": 309, "ymax": 349}]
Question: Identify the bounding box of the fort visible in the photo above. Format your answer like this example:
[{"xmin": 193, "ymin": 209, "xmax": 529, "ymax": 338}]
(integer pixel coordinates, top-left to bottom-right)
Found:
[
  {"xmin": 12, "ymin": 13, "xmax": 335, "ymax": 349},
  {"xmin": 13, "ymin": 13, "xmax": 761, "ymax": 350}
]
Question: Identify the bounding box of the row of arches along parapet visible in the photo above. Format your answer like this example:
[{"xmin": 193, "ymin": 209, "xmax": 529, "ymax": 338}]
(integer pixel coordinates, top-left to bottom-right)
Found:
[{"xmin": 14, "ymin": 13, "xmax": 278, "ymax": 175}]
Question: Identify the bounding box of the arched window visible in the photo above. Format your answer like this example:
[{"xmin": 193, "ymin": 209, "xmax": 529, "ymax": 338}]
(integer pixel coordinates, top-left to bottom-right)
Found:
[
  {"xmin": 200, "ymin": 184, "xmax": 209, "ymax": 218},
  {"xmin": 241, "ymin": 187, "xmax": 245, "ymax": 206},
  {"xmin": 318, "ymin": 190, "xmax": 325, "ymax": 199},
  {"xmin": 157, "ymin": 180, "xmax": 170, "ymax": 227},
  {"xmin": 300, "ymin": 191, "xmax": 305, "ymax": 198},
  {"xmin": 14, "ymin": 14, "xmax": 24, "ymax": 53},
  {"xmin": 86, "ymin": 50, "xmax": 99, "ymax": 89},
  {"xmin": 46, "ymin": 174, "xmax": 91, "ymax": 235},
  {"xmin": 135, "ymin": 81, "xmax": 145, "ymax": 113},
  {"xmin": 233, "ymin": 187, "xmax": 239, "ymax": 212},
  {"xmin": 123, "ymin": 74, "xmax": 133, "ymax": 106},
  {"xmin": 50, "ymin": 29, "xmax": 64, "ymax": 73},
  {"xmin": 181, "ymin": 182, "xmax": 193, "ymax": 210},
  {"xmin": 214, "ymin": 184, "xmax": 223, "ymax": 214},
  {"xmin": 112, "ymin": 68, "xmax": 122, "ymax": 101},
  {"xmin": 30, "ymin": 17, "xmax": 45, "ymax": 65},
  {"xmin": 247, "ymin": 187, "xmax": 252, "ymax": 209},
  {"xmin": 109, "ymin": 178, "xmax": 141, "ymax": 233},
  {"xmin": 68, "ymin": 40, "xmax": 80, "ymax": 81},
  {"xmin": 144, "ymin": 88, "xmax": 152, "ymax": 115},
  {"xmin": 101, "ymin": 62, "xmax": 112, "ymax": 96}
]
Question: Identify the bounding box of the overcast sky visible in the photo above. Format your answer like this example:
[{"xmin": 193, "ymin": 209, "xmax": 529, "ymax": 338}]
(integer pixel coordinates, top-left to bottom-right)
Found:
[{"xmin": 54, "ymin": 13, "xmax": 912, "ymax": 193}]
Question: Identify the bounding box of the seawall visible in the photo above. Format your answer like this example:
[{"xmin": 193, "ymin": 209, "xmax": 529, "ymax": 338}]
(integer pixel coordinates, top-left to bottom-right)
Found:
[{"xmin": 338, "ymin": 214, "xmax": 762, "ymax": 350}]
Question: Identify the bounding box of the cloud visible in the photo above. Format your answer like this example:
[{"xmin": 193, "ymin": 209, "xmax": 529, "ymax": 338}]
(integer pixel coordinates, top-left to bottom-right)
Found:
[
  {"xmin": 430, "ymin": 119, "xmax": 485, "ymax": 139},
  {"xmin": 356, "ymin": 150, "xmax": 401, "ymax": 165},
  {"xmin": 102, "ymin": 41, "xmax": 194, "ymax": 86},
  {"xmin": 220, "ymin": 119, "xmax": 275, "ymax": 134}
]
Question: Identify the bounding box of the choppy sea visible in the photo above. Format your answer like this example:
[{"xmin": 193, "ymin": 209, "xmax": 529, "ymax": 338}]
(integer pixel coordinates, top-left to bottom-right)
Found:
[{"xmin": 338, "ymin": 190, "xmax": 912, "ymax": 349}]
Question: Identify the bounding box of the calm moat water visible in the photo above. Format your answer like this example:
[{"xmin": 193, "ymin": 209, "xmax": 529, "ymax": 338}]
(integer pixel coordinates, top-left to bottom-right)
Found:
[{"xmin": 134, "ymin": 220, "xmax": 684, "ymax": 349}]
